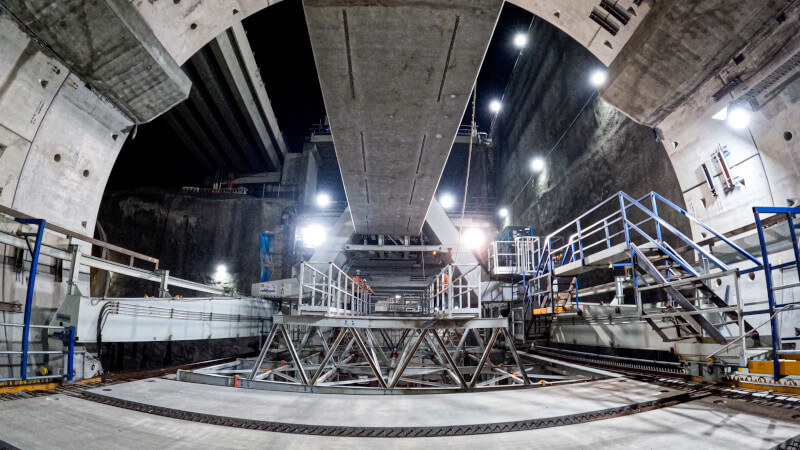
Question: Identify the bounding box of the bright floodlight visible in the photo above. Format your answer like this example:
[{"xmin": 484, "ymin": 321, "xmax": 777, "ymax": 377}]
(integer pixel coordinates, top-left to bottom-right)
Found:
[
  {"xmin": 300, "ymin": 224, "xmax": 327, "ymax": 248},
  {"xmin": 711, "ymin": 106, "xmax": 728, "ymax": 121},
  {"xmin": 590, "ymin": 70, "xmax": 607, "ymax": 87},
  {"xmin": 440, "ymin": 194, "xmax": 455, "ymax": 209},
  {"xmin": 216, "ymin": 264, "xmax": 227, "ymax": 274},
  {"xmin": 530, "ymin": 158, "xmax": 545, "ymax": 172},
  {"xmin": 513, "ymin": 33, "xmax": 528, "ymax": 48},
  {"xmin": 463, "ymin": 228, "xmax": 486, "ymax": 249},
  {"xmin": 489, "ymin": 100, "xmax": 502, "ymax": 113},
  {"xmin": 727, "ymin": 107, "xmax": 750, "ymax": 130},
  {"xmin": 498, "ymin": 207, "xmax": 509, "ymax": 218},
  {"xmin": 316, "ymin": 193, "xmax": 330, "ymax": 207},
  {"xmin": 395, "ymin": 294, "xmax": 401, "ymax": 299}
]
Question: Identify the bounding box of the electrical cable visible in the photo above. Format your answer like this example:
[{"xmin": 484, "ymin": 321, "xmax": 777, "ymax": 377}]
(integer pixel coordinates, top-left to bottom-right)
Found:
[
  {"xmin": 455, "ymin": 88, "xmax": 477, "ymax": 255},
  {"xmin": 96, "ymin": 301, "xmax": 267, "ymax": 358},
  {"xmin": 488, "ymin": 16, "xmax": 536, "ymax": 136}
]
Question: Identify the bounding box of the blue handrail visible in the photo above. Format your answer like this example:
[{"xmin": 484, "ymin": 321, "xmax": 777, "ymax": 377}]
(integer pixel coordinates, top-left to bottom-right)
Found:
[
  {"xmin": 651, "ymin": 192, "xmax": 761, "ymax": 267},
  {"xmin": 2, "ymin": 218, "xmax": 76, "ymax": 383},
  {"xmin": 533, "ymin": 191, "xmax": 761, "ymax": 278},
  {"xmin": 752, "ymin": 206, "xmax": 800, "ymax": 381},
  {"xmin": 16, "ymin": 218, "xmax": 44, "ymax": 381}
]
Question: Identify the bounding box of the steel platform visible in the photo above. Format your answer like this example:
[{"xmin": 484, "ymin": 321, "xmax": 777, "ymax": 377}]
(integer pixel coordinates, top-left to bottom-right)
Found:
[{"xmin": 273, "ymin": 314, "xmax": 507, "ymax": 329}]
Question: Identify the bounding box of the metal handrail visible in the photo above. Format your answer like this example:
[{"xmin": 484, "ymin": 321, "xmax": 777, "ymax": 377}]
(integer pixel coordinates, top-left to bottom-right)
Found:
[
  {"xmin": 297, "ymin": 262, "xmax": 369, "ymax": 316},
  {"xmin": 0, "ymin": 322, "xmax": 75, "ymax": 382},
  {"xmin": 546, "ymin": 193, "xmax": 650, "ymax": 261},
  {"xmin": 653, "ymin": 192, "xmax": 761, "ymax": 267},
  {"xmin": 426, "ymin": 265, "xmax": 481, "ymax": 317},
  {"xmin": 535, "ymin": 191, "xmax": 760, "ymax": 276}
]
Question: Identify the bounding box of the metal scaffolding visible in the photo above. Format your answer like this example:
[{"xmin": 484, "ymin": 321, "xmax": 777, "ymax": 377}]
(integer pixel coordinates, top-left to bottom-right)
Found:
[{"xmin": 180, "ymin": 315, "xmax": 542, "ymax": 393}]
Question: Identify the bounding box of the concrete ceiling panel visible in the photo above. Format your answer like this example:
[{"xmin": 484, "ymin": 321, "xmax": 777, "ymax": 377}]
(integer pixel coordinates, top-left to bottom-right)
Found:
[{"xmin": 304, "ymin": 0, "xmax": 503, "ymax": 235}]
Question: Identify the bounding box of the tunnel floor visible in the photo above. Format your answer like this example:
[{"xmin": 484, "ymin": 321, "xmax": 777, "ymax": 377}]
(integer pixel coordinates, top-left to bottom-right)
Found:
[{"xmin": 1, "ymin": 376, "xmax": 798, "ymax": 448}]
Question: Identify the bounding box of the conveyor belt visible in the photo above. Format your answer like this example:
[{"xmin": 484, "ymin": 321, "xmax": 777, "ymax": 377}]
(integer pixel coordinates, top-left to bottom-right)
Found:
[
  {"xmin": 774, "ymin": 434, "xmax": 800, "ymax": 450},
  {"xmin": 76, "ymin": 390, "xmax": 703, "ymax": 438}
]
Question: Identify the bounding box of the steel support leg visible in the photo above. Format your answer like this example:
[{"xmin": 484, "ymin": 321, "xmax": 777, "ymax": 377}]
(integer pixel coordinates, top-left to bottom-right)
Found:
[
  {"xmin": 469, "ymin": 328, "xmax": 500, "ymax": 388},
  {"xmin": 431, "ymin": 330, "xmax": 467, "ymax": 388},
  {"xmin": 350, "ymin": 328, "xmax": 388, "ymax": 388},
  {"xmin": 309, "ymin": 327, "xmax": 348, "ymax": 385},
  {"xmin": 502, "ymin": 327, "xmax": 530, "ymax": 385},
  {"xmin": 279, "ymin": 324, "xmax": 309, "ymax": 385},
  {"xmin": 389, "ymin": 329, "xmax": 428, "ymax": 389},
  {"xmin": 248, "ymin": 324, "xmax": 278, "ymax": 380}
]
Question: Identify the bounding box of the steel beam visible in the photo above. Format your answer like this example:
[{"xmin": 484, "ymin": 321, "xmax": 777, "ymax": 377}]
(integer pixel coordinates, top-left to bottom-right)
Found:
[
  {"xmin": 431, "ymin": 330, "xmax": 467, "ymax": 388},
  {"xmin": 344, "ymin": 244, "xmax": 443, "ymax": 252},
  {"xmin": 389, "ymin": 329, "xmax": 428, "ymax": 389},
  {"xmin": 279, "ymin": 325, "xmax": 309, "ymax": 385},
  {"xmin": 309, "ymin": 327, "xmax": 348, "ymax": 385},
  {"xmin": 469, "ymin": 328, "xmax": 500, "ymax": 388},
  {"xmin": 273, "ymin": 315, "xmax": 506, "ymax": 329},
  {"xmin": 248, "ymin": 324, "xmax": 278, "ymax": 380},
  {"xmin": 350, "ymin": 328, "xmax": 388, "ymax": 388},
  {"xmin": 502, "ymin": 327, "xmax": 531, "ymax": 385}
]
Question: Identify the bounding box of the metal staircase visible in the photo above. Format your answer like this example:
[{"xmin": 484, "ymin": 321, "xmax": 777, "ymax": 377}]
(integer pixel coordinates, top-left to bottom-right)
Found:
[
  {"xmin": 488, "ymin": 192, "xmax": 780, "ymax": 364},
  {"xmin": 632, "ymin": 244, "xmax": 729, "ymax": 344},
  {"xmin": 485, "ymin": 191, "xmax": 800, "ymax": 383}
]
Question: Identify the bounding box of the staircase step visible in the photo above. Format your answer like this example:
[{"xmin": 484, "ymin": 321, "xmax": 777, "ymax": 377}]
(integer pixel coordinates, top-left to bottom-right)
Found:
[
  {"xmin": 665, "ymin": 335, "xmax": 701, "ymax": 342},
  {"xmin": 632, "ymin": 244, "xmax": 728, "ymax": 345},
  {"xmin": 656, "ymin": 322, "xmax": 695, "ymax": 331},
  {"xmin": 665, "ymin": 274, "xmax": 693, "ymax": 280}
]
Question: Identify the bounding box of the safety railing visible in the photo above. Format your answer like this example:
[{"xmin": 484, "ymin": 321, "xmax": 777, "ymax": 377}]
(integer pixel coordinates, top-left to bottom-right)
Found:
[
  {"xmin": 516, "ymin": 236, "xmax": 541, "ymax": 274},
  {"xmin": 634, "ymin": 267, "xmax": 746, "ymax": 358},
  {"xmin": 488, "ymin": 241, "xmax": 517, "ymax": 275},
  {"xmin": 0, "ymin": 216, "xmax": 75, "ymax": 382},
  {"xmin": 0, "ymin": 323, "xmax": 75, "ymax": 382},
  {"xmin": 523, "ymin": 192, "xmax": 762, "ymax": 331},
  {"xmin": 425, "ymin": 265, "xmax": 482, "ymax": 318},
  {"xmin": 488, "ymin": 237, "xmax": 542, "ymax": 276},
  {"xmin": 538, "ymin": 191, "xmax": 761, "ymax": 277},
  {"xmin": 297, "ymin": 262, "xmax": 370, "ymax": 316}
]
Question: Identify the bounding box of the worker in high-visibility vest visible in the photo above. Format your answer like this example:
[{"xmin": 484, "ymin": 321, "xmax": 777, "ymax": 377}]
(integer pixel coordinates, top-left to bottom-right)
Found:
[
  {"xmin": 353, "ymin": 270, "xmax": 374, "ymax": 295},
  {"xmin": 353, "ymin": 270, "xmax": 363, "ymax": 293}
]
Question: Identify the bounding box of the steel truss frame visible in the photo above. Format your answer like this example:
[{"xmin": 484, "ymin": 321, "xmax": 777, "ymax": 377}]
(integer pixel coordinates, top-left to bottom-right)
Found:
[{"xmin": 185, "ymin": 317, "xmax": 537, "ymax": 393}]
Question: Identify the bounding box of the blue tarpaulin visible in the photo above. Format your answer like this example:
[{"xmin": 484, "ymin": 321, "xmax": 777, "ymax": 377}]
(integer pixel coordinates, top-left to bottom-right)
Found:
[{"xmin": 260, "ymin": 232, "xmax": 274, "ymax": 282}]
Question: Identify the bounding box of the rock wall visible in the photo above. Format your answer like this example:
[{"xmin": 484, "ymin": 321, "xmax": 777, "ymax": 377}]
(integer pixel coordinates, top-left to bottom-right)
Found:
[
  {"xmin": 97, "ymin": 189, "xmax": 295, "ymax": 297},
  {"xmin": 492, "ymin": 18, "xmax": 687, "ymax": 235}
]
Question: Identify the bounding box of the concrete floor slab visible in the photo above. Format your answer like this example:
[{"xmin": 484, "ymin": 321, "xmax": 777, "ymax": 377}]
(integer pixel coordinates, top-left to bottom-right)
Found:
[
  {"xmin": 86, "ymin": 377, "xmax": 680, "ymax": 427},
  {"xmin": 0, "ymin": 393, "xmax": 797, "ymax": 449}
]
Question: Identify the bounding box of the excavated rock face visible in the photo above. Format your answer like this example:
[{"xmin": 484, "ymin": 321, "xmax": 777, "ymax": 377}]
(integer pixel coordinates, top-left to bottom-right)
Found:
[
  {"xmin": 96, "ymin": 188, "xmax": 294, "ymax": 297},
  {"xmin": 493, "ymin": 18, "xmax": 687, "ymax": 236}
]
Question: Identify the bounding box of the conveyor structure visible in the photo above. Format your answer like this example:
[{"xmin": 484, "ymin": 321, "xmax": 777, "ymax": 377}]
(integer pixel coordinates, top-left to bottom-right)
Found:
[{"xmin": 0, "ymin": 207, "xmax": 271, "ymax": 384}]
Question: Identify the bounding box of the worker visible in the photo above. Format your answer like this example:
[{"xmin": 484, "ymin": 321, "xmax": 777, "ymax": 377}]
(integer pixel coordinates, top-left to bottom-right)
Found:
[
  {"xmin": 353, "ymin": 270, "xmax": 374, "ymax": 295},
  {"xmin": 437, "ymin": 271, "xmax": 450, "ymax": 295},
  {"xmin": 353, "ymin": 270, "xmax": 363, "ymax": 293}
]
